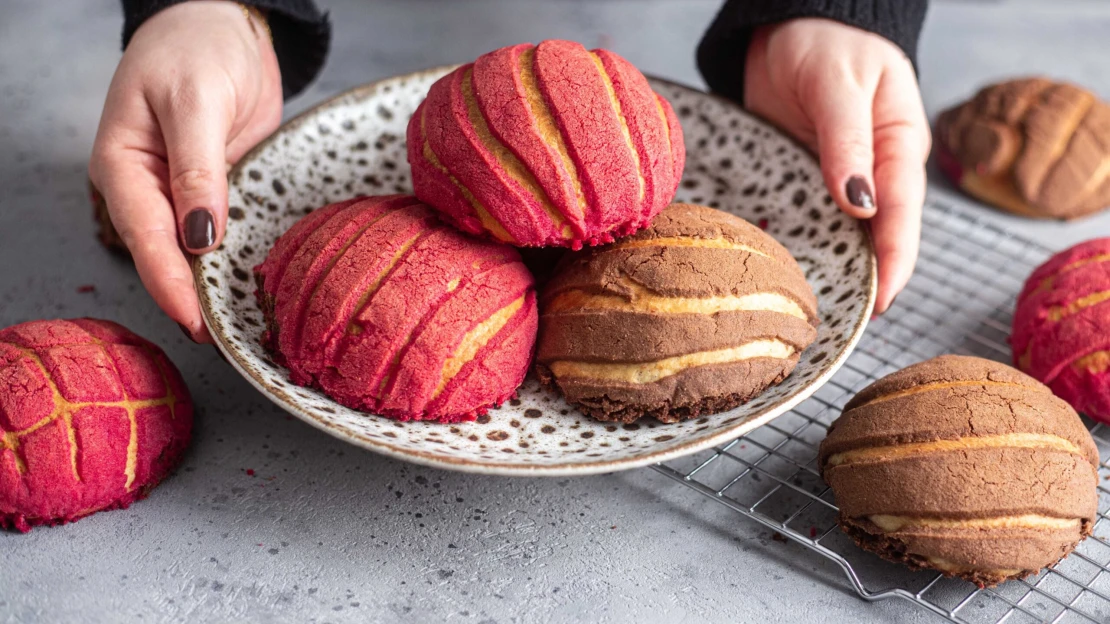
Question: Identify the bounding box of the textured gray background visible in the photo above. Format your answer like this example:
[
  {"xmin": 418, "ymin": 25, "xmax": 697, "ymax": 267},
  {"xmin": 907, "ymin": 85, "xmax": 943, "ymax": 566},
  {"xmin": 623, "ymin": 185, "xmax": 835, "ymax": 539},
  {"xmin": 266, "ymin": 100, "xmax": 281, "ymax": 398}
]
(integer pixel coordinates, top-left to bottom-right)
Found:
[{"xmin": 1, "ymin": 1, "xmax": 1108, "ymax": 622}]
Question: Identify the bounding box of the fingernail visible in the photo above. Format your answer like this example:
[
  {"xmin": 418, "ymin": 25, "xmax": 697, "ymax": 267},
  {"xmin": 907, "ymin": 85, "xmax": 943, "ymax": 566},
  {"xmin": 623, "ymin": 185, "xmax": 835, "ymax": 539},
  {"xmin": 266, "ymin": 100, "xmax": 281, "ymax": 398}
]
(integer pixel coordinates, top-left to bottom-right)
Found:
[
  {"xmin": 184, "ymin": 209, "xmax": 215, "ymax": 250},
  {"xmin": 846, "ymin": 176, "xmax": 875, "ymax": 211},
  {"xmin": 178, "ymin": 323, "xmax": 197, "ymax": 343}
]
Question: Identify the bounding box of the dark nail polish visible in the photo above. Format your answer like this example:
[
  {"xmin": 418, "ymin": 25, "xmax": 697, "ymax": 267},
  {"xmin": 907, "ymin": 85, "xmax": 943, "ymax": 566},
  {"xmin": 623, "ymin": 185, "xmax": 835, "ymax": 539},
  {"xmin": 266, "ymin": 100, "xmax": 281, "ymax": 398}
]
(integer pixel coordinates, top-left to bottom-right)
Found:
[
  {"xmin": 178, "ymin": 323, "xmax": 197, "ymax": 343},
  {"xmin": 846, "ymin": 176, "xmax": 875, "ymax": 211},
  {"xmin": 184, "ymin": 209, "xmax": 215, "ymax": 250}
]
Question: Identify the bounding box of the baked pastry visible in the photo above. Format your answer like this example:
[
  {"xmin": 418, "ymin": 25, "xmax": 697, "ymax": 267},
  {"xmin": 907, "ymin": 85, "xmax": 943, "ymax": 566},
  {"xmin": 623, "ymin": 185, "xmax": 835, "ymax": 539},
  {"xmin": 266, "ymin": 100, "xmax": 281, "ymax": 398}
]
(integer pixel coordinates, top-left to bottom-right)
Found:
[
  {"xmin": 0, "ymin": 319, "xmax": 193, "ymax": 532},
  {"xmin": 535, "ymin": 203, "xmax": 818, "ymax": 423},
  {"xmin": 1012, "ymin": 237, "xmax": 1110, "ymax": 423},
  {"xmin": 255, "ymin": 195, "xmax": 537, "ymax": 422},
  {"xmin": 936, "ymin": 78, "xmax": 1110, "ymax": 220},
  {"xmin": 819, "ymin": 355, "xmax": 1099, "ymax": 588},
  {"xmin": 408, "ymin": 39, "xmax": 685, "ymax": 248}
]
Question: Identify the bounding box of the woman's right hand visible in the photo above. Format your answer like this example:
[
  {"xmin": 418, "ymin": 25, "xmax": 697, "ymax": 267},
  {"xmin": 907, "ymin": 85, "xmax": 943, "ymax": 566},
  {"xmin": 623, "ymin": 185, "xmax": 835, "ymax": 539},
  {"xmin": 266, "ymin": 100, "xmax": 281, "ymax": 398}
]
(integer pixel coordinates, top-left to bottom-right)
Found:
[{"xmin": 89, "ymin": 1, "xmax": 283, "ymax": 342}]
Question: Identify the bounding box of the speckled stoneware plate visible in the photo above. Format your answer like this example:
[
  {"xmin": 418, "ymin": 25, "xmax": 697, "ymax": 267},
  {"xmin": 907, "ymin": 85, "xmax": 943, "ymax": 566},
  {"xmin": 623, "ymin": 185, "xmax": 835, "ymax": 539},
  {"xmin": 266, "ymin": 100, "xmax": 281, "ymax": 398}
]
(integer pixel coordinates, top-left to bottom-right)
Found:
[{"xmin": 195, "ymin": 66, "xmax": 877, "ymax": 476}]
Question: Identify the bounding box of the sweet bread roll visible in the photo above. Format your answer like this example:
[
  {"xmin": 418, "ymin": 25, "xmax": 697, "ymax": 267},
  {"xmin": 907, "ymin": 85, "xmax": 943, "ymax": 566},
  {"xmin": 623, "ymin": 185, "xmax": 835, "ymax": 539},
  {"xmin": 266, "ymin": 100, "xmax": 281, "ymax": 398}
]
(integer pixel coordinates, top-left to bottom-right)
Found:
[
  {"xmin": 255, "ymin": 195, "xmax": 537, "ymax": 423},
  {"xmin": 0, "ymin": 319, "xmax": 193, "ymax": 532},
  {"xmin": 1012, "ymin": 237, "xmax": 1110, "ymax": 423},
  {"xmin": 408, "ymin": 40, "xmax": 685, "ymax": 248},
  {"xmin": 819, "ymin": 355, "xmax": 1099, "ymax": 587},
  {"xmin": 937, "ymin": 78, "xmax": 1110, "ymax": 220},
  {"xmin": 535, "ymin": 203, "xmax": 818, "ymax": 423}
]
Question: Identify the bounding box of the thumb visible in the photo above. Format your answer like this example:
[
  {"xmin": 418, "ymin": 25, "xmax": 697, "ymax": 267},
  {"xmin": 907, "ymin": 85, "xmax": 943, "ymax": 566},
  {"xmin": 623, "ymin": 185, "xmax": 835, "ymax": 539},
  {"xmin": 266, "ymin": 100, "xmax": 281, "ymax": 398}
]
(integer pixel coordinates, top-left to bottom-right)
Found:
[
  {"xmin": 810, "ymin": 78, "xmax": 877, "ymax": 220},
  {"xmin": 158, "ymin": 90, "xmax": 232, "ymax": 254}
]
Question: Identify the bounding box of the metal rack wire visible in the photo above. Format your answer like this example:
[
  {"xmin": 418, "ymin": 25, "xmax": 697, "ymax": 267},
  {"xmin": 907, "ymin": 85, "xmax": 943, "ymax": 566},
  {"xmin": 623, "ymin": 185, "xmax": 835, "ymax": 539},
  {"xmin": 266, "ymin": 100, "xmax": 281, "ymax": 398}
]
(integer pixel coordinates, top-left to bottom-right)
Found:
[{"xmin": 653, "ymin": 198, "xmax": 1110, "ymax": 624}]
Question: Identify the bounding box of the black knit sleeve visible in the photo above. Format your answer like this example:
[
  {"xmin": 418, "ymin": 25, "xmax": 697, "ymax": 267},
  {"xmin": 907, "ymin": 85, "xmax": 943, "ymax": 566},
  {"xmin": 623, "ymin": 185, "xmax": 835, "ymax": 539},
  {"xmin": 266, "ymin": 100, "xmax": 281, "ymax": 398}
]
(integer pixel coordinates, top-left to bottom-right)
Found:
[
  {"xmin": 120, "ymin": 0, "xmax": 331, "ymax": 100},
  {"xmin": 697, "ymin": 0, "xmax": 929, "ymax": 104}
]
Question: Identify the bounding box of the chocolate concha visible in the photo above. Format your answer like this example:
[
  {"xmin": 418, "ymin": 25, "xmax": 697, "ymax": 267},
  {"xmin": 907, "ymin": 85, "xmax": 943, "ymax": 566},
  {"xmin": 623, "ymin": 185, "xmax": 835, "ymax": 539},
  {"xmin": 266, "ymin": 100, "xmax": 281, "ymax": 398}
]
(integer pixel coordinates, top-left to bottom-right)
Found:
[
  {"xmin": 535, "ymin": 203, "xmax": 818, "ymax": 423},
  {"xmin": 819, "ymin": 355, "xmax": 1099, "ymax": 588},
  {"xmin": 936, "ymin": 77, "xmax": 1110, "ymax": 220}
]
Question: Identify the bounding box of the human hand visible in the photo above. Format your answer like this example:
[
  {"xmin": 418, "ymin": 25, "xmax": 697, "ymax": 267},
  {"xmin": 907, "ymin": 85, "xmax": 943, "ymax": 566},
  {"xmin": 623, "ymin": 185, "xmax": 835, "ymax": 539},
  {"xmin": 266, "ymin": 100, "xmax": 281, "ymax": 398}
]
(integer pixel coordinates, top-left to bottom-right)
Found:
[
  {"xmin": 744, "ymin": 18, "xmax": 931, "ymax": 314},
  {"xmin": 89, "ymin": 1, "xmax": 282, "ymax": 342}
]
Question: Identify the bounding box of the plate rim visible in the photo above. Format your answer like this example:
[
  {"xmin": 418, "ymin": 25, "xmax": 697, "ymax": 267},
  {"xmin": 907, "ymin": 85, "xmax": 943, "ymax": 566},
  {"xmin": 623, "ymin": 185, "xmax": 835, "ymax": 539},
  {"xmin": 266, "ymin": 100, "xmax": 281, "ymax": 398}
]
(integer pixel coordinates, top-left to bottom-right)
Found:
[{"xmin": 195, "ymin": 68, "xmax": 879, "ymax": 476}]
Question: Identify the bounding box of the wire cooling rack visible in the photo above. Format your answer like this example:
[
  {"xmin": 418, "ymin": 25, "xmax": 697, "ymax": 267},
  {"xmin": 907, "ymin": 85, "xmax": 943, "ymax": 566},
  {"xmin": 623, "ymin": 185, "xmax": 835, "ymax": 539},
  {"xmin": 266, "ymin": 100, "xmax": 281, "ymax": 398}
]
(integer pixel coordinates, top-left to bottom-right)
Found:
[{"xmin": 653, "ymin": 198, "xmax": 1110, "ymax": 624}]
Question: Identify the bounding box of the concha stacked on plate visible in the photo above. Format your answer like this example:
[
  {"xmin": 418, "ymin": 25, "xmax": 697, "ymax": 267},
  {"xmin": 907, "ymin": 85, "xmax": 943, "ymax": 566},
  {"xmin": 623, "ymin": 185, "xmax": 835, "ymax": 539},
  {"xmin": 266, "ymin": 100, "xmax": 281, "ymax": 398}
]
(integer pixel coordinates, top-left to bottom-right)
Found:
[
  {"xmin": 257, "ymin": 40, "xmax": 697, "ymax": 420},
  {"xmin": 407, "ymin": 39, "xmax": 685, "ymax": 248},
  {"xmin": 535, "ymin": 203, "xmax": 819, "ymax": 423},
  {"xmin": 256, "ymin": 40, "xmax": 823, "ymax": 428},
  {"xmin": 255, "ymin": 195, "xmax": 537, "ymax": 423}
]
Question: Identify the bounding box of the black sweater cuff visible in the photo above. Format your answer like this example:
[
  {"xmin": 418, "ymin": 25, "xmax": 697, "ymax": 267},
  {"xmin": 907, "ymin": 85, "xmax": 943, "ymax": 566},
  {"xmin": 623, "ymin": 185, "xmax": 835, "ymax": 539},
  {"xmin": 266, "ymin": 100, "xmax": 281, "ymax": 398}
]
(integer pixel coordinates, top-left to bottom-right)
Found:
[
  {"xmin": 121, "ymin": 0, "xmax": 331, "ymax": 100},
  {"xmin": 697, "ymin": 0, "xmax": 928, "ymax": 104}
]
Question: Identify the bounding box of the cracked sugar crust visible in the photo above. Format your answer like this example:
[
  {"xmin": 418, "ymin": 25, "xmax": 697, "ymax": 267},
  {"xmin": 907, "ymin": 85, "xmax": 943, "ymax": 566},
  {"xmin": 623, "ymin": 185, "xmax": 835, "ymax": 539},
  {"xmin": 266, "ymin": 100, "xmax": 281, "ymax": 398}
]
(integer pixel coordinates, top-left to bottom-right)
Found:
[
  {"xmin": 536, "ymin": 203, "xmax": 817, "ymax": 423},
  {"xmin": 1012, "ymin": 238, "xmax": 1110, "ymax": 423},
  {"xmin": 822, "ymin": 355, "xmax": 1098, "ymax": 470},
  {"xmin": 937, "ymin": 77, "xmax": 1110, "ymax": 219},
  {"xmin": 0, "ymin": 319, "xmax": 193, "ymax": 533},
  {"xmin": 542, "ymin": 203, "xmax": 818, "ymax": 322},
  {"xmin": 820, "ymin": 355, "xmax": 1098, "ymax": 586},
  {"xmin": 408, "ymin": 40, "xmax": 684, "ymax": 247},
  {"xmin": 255, "ymin": 197, "xmax": 538, "ymax": 422}
]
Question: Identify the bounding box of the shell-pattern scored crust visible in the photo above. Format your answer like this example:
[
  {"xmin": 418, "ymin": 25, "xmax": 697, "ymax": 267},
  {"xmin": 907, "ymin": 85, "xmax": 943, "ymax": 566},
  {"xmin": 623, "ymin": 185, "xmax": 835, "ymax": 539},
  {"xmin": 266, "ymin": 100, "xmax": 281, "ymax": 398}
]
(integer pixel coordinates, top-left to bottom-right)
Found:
[
  {"xmin": 1011, "ymin": 237, "xmax": 1110, "ymax": 424},
  {"xmin": 254, "ymin": 196, "xmax": 538, "ymax": 423},
  {"xmin": 937, "ymin": 77, "xmax": 1110, "ymax": 220},
  {"xmin": 819, "ymin": 354, "xmax": 1099, "ymax": 588},
  {"xmin": 0, "ymin": 319, "xmax": 193, "ymax": 532},
  {"xmin": 536, "ymin": 203, "xmax": 819, "ymax": 423},
  {"xmin": 407, "ymin": 40, "xmax": 685, "ymax": 248}
]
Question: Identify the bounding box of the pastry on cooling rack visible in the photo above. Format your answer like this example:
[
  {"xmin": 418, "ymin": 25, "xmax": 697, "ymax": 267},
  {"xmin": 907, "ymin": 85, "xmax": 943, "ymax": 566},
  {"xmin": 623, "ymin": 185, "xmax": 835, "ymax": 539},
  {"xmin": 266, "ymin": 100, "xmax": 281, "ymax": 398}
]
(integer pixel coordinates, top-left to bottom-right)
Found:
[
  {"xmin": 1012, "ymin": 237, "xmax": 1110, "ymax": 424},
  {"xmin": 819, "ymin": 355, "xmax": 1099, "ymax": 588},
  {"xmin": 936, "ymin": 77, "xmax": 1110, "ymax": 220},
  {"xmin": 0, "ymin": 319, "xmax": 193, "ymax": 532},
  {"xmin": 255, "ymin": 195, "xmax": 537, "ymax": 423},
  {"xmin": 407, "ymin": 39, "xmax": 685, "ymax": 248},
  {"xmin": 534, "ymin": 203, "xmax": 818, "ymax": 423}
]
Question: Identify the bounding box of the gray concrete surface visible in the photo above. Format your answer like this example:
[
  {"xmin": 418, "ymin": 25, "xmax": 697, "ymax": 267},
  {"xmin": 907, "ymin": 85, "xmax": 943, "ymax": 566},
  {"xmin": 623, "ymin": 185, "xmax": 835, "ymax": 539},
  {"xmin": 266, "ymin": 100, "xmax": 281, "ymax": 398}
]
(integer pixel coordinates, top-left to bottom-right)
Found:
[{"xmin": 0, "ymin": 1, "xmax": 1107, "ymax": 622}]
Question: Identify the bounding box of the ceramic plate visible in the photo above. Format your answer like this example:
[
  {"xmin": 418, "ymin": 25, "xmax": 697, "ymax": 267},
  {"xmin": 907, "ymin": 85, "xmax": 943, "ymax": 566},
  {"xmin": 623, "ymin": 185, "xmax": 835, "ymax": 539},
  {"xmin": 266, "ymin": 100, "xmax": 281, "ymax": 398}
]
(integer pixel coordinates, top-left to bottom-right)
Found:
[{"xmin": 195, "ymin": 67, "xmax": 877, "ymax": 476}]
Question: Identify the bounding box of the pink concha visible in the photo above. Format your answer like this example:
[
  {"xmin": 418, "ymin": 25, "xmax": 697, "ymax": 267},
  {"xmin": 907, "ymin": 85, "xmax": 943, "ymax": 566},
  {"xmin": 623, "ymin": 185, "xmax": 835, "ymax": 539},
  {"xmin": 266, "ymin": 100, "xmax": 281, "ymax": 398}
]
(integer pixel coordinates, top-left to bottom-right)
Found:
[
  {"xmin": 1012, "ymin": 237, "xmax": 1110, "ymax": 423},
  {"xmin": 407, "ymin": 40, "xmax": 685, "ymax": 248},
  {"xmin": 255, "ymin": 195, "xmax": 539, "ymax": 423},
  {"xmin": 0, "ymin": 318, "xmax": 193, "ymax": 532}
]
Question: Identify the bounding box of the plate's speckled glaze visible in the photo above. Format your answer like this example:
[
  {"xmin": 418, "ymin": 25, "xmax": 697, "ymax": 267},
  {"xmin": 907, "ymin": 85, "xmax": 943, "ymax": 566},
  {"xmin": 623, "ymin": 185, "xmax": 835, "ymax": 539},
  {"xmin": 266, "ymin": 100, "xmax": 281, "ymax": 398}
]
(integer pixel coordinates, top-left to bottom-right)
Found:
[{"xmin": 195, "ymin": 67, "xmax": 877, "ymax": 476}]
